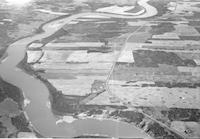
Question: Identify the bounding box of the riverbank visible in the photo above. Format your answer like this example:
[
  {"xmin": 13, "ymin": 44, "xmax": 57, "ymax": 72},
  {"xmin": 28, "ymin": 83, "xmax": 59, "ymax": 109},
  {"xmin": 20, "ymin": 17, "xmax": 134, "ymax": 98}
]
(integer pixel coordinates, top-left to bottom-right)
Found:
[
  {"xmin": 17, "ymin": 54, "xmax": 61, "ymax": 114},
  {"xmin": 0, "ymin": 77, "xmax": 23, "ymax": 108},
  {"xmin": 18, "ymin": 54, "xmax": 126, "ymax": 116},
  {"xmin": 0, "ymin": 48, "xmax": 7, "ymax": 60}
]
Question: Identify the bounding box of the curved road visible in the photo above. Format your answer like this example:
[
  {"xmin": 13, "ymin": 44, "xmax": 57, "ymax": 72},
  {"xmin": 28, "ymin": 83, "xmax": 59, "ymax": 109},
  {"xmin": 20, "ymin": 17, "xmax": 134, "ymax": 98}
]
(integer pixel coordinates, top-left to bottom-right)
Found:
[{"xmin": 0, "ymin": 0, "xmax": 157, "ymax": 137}]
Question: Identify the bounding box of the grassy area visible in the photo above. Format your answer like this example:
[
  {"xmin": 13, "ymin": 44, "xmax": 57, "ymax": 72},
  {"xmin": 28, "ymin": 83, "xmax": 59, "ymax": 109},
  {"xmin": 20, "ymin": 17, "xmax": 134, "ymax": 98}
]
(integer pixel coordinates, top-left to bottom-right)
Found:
[
  {"xmin": 140, "ymin": 106, "xmax": 200, "ymax": 126},
  {"xmin": 0, "ymin": 122, "xmax": 7, "ymax": 138},
  {"xmin": 11, "ymin": 113, "xmax": 31, "ymax": 132},
  {"xmin": 40, "ymin": 28, "xmax": 69, "ymax": 45},
  {"xmin": 179, "ymin": 36, "xmax": 200, "ymax": 41},
  {"xmin": 85, "ymin": 2, "xmax": 112, "ymax": 11},
  {"xmin": 110, "ymin": 110, "xmax": 144, "ymax": 124},
  {"xmin": 0, "ymin": 23, "xmax": 15, "ymax": 58},
  {"xmin": 128, "ymin": 32, "xmax": 151, "ymax": 43},
  {"xmin": 0, "ymin": 77, "xmax": 23, "ymax": 108},
  {"xmin": 0, "ymin": 77, "xmax": 36, "ymax": 137},
  {"xmin": 112, "ymin": 64, "xmax": 200, "ymax": 83},
  {"xmin": 127, "ymin": 4, "xmax": 144, "ymax": 13},
  {"xmin": 189, "ymin": 21, "xmax": 200, "ymax": 27},
  {"xmin": 0, "ymin": 48, "xmax": 7, "ymax": 60},
  {"xmin": 133, "ymin": 50, "xmax": 196, "ymax": 67},
  {"xmin": 63, "ymin": 20, "xmax": 136, "ymax": 42},
  {"xmin": 150, "ymin": 22, "xmax": 175, "ymax": 35},
  {"xmin": 195, "ymin": 27, "xmax": 200, "ymax": 34},
  {"xmin": 185, "ymin": 11, "xmax": 200, "ymax": 20},
  {"xmin": 35, "ymin": 14, "xmax": 70, "ymax": 34}
]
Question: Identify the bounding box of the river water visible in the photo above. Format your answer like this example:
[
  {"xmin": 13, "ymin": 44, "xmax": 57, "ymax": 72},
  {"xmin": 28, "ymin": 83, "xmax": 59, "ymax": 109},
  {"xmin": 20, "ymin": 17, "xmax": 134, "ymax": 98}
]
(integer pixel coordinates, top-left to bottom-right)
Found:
[{"xmin": 0, "ymin": 0, "xmax": 157, "ymax": 137}]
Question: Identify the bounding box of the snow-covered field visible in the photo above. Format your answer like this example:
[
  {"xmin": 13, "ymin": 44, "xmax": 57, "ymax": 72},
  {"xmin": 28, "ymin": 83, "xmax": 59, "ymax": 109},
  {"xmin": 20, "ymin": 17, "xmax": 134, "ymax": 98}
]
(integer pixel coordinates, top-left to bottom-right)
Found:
[
  {"xmin": 74, "ymin": 19, "xmax": 97, "ymax": 22},
  {"xmin": 81, "ymin": 15, "xmax": 110, "ymax": 19},
  {"xmin": 174, "ymin": 1, "xmax": 200, "ymax": 14},
  {"xmin": 34, "ymin": 9, "xmax": 69, "ymax": 16},
  {"xmin": 148, "ymin": 40, "xmax": 200, "ymax": 46},
  {"xmin": 125, "ymin": 43, "xmax": 144, "ymax": 50},
  {"xmin": 117, "ymin": 50, "xmax": 134, "ymax": 63},
  {"xmin": 45, "ymin": 42, "xmax": 104, "ymax": 48},
  {"xmin": 152, "ymin": 32, "xmax": 180, "ymax": 40},
  {"xmin": 109, "ymin": 80, "xmax": 155, "ymax": 86},
  {"xmin": 33, "ymin": 63, "xmax": 113, "ymax": 70},
  {"xmin": 27, "ymin": 50, "xmax": 43, "ymax": 64},
  {"xmin": 39, "ymin": 50, "xmax": 71, "ymax": 63},
  {"xmin": 28, "ymin": 43, "xmax": 43, "ymax": 49},
  {"xmin": 48, "ymin": 76, "xmax": 106, "ymax": 95},
  {"xmin": 66, "ymin": 51, "xmax": 119, "ymax": 63},
  {"xmin": 128, "ymin": 21, "xmax": 157, "ymax": 26},
  {"xmin": 86, "ymin": 91, "xmax": 123, "ymax": 105},
  {"xmin": 177, "ymin": 67, "xmax": 200, "ymax": 77},
  {"xmin": 67, "ymin": 21, "xmax": 79, "ymax": 25},
  {"xmin": 109, "ymin": 83, "xmax": 200, "ymax": 109},
  {"xmin": 65, "ymin": 51, "xmax": 89, "ymax": 63},
  {"xmin": 174, "ymin": 24, "xmax": 200, "ymax": 36},
  {"xmin": 96, "ymin": 5, "xmax": 145, "ymax": 16},
  {"xmin": 45, "ymin": 69, "xmax": 109, "ymax": 76},
  {"xmin": 33, "ymin": 48, "xmax": 119, "ymax": 71}
]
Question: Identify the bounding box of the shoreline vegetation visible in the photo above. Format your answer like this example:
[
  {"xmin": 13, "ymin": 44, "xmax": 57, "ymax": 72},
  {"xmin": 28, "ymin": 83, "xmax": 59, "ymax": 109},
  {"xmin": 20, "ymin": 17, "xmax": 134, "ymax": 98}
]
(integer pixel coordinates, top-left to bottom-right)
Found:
[{"xmin": 0, "ymin": 76, "xmax": 42, "ymax": 137}]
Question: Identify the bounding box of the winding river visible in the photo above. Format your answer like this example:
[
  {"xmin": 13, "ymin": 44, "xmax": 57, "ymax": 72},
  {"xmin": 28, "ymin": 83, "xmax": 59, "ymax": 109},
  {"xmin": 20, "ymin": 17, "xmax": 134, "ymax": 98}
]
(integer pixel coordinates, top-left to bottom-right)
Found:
[{"xmin": 0, "ymin": 0, "xmax": 157, "ymax": 137}]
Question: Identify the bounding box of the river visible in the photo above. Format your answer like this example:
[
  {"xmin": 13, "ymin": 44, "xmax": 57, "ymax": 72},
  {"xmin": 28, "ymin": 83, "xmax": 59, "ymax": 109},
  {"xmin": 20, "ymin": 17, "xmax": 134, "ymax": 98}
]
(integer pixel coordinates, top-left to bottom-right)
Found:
[{"xmin": 0, "ymin": 0, "xmax": 157, "ymax": 137}]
